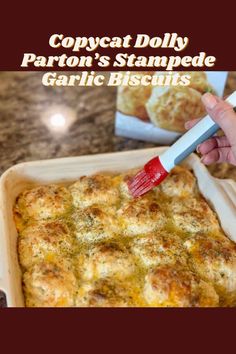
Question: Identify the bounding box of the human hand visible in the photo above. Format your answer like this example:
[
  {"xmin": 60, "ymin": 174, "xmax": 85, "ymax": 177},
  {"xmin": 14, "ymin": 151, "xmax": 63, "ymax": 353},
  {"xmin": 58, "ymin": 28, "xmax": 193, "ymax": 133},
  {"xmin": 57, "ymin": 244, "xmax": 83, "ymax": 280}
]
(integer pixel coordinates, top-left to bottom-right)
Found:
[{"xmin": 185, "ymin": 92, "xmax": 236, "ymax": 166}]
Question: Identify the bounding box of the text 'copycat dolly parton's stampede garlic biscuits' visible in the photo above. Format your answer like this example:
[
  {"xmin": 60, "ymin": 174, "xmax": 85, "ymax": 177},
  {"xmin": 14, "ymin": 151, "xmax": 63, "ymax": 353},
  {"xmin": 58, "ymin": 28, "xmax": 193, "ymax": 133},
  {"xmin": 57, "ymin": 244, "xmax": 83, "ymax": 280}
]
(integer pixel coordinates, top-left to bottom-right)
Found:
[{"xmin": 14, "ymin": 165, "xmax": 236, "ymax": 307}]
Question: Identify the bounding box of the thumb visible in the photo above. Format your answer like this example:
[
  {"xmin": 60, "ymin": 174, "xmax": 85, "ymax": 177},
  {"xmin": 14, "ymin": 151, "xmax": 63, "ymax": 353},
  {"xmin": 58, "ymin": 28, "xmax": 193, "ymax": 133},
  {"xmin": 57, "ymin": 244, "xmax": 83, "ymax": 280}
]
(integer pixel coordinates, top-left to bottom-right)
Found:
[{"xmin": 201, "ymin": 93, "xmax": 236, "ymax": 147}]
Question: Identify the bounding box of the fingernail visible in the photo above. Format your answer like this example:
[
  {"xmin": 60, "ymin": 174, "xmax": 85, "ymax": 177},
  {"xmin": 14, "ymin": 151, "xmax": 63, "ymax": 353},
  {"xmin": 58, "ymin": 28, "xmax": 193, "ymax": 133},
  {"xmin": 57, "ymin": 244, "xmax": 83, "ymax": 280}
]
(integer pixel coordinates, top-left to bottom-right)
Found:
[
  {"xmin": 202, "ymin": 93, "xmax": 217, "ymax": 109},
  {"xmin": 196, "ymin": 145, "xmax": 201, "ymax": 153}
]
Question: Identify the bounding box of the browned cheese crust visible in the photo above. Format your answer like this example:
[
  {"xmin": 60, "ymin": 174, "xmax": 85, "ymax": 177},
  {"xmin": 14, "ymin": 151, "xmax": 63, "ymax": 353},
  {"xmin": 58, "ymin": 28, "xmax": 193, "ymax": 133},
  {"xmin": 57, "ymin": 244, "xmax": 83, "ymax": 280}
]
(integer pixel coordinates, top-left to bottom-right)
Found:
[{"xmin": 15, "ymin": 165, "xmax": 236, "ymax": 307}]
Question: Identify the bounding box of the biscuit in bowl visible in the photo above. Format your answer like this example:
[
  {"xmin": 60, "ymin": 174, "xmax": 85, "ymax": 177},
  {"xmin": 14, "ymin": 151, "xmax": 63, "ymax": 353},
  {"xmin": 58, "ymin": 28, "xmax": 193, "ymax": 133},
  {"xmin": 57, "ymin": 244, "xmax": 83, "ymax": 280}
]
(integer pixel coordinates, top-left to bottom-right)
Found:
[{"xmin": 146, "ymin": 86, "xmax": 206, "ymax": 132}]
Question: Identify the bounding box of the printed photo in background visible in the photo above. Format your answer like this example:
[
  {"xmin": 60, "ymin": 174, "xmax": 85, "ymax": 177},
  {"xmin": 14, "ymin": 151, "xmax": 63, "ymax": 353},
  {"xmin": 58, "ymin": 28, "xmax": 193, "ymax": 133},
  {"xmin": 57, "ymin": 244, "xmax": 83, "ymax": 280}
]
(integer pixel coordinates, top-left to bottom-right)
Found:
[{"xmin": 115, "ymin": 72, "xmax": 228, "ymax": 145}]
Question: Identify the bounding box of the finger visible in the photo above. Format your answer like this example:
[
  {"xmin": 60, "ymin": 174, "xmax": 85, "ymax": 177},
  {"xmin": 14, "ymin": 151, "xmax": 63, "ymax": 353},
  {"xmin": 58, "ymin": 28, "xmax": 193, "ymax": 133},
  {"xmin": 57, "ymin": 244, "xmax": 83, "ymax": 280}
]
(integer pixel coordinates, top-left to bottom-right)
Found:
[
  {"xmin": 201, "ymin": 147, "xmax": 234, "ymax": 165},
  {"xmin": 201, "ymin": 93, "xmax": 236, "ymax": 146},
  {"xmin": 197, "ymin": 136, "xmax": 230, "ymax": 155},
  {"xmin": 185, "ymin": 118, "xmax": 201, "ymax": 130}
]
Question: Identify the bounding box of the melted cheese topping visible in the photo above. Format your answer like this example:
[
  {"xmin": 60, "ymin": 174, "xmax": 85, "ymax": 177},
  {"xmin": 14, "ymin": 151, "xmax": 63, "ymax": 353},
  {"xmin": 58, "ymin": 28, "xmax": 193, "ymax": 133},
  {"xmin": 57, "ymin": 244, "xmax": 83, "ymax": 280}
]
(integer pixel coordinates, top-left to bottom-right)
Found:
[
  {"xmin": 15, "ymin": 185, "xmax": 72, "ymax": 224},
  {"xmin": 169, "ymin": 196, "xmax": 220, "ymax": 234},
  {"xmin": 143, "ymin": 264, "xmax": 219, "ymax": 307},
  {"xmin": 18, "ymin": 220, "xmax": 75, "ymax": 269},
  {"xmin": 14, "ymin": 165, "xmax": 236, "ymax": 307}
]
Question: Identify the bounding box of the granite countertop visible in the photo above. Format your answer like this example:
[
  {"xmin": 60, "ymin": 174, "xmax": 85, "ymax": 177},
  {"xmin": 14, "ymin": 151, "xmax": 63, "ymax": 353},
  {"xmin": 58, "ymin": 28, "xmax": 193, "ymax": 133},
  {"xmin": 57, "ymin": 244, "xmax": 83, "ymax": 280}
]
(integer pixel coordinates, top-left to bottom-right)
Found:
[
  {"xmin": 0, "ymin": 72, "xmax": 157, "ymax": 176},
  {"xmin": 0, "ymin": 71, "xmax": 236, "ymax": 307}
]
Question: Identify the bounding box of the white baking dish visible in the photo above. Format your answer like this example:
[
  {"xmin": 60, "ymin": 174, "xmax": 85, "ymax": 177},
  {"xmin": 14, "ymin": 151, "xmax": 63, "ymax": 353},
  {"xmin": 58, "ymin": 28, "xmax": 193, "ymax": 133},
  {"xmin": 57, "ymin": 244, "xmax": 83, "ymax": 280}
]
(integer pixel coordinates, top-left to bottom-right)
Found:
[{"xmin": 0, "ymin": 147, "xmax": 236, "ymax": 307}]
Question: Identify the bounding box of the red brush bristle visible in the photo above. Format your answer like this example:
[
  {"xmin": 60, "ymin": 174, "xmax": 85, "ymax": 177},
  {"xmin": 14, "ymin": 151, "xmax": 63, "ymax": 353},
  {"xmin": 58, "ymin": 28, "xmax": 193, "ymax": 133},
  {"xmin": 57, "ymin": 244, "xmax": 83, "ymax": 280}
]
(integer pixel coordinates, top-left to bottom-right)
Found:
[
  {"xmin": 128, "ymin": 171, "xmax": 156, "ymax": 197},
  {"xmin": 128, "ymin": 156, "xmax": 169, "ymax": 197}
]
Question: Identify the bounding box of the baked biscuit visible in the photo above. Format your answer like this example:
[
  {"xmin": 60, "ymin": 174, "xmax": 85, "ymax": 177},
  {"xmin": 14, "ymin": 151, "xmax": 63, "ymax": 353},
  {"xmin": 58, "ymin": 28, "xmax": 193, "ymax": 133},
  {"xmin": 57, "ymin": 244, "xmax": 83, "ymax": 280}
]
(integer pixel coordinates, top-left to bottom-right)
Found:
[
  {"xmin": 143, "ymin": 264, "xmax": 219, "ymax": 307},
  {"xmin": 69, "ymin": 174, "xmax": 120, "ymax": 208},
  {"xmin": 131, "ymin": 231, "xmax": 188, "ymax": 268},
  {"xmin": 23, "ymin": 261, "xmax": 77, "ymax": 307},
  {"xmin": 146, "ymin": 86, "xmax": 206, "ymax": 132},
  {"xmin": 159, "ymin": 166, "xmax": 197, "ymax": 198},
  {"xmin": 117, "ymin": 72, "xmax": 154, "ymax": 121},
  {"xmin": 183, "ymin": 234, "xmax": 236, "ymax": 305},
  {"xmin": 72, "ymin": 205, "xmax": 119, "ymax": 243},
  {"xmin": 76, "ymin": 278, "xmax": 143, "ymax": 307},
  {"xmin": 115, "ymin": 169, "xmax": 139, "ymax": 200},
  {"xmin": 169, "ymin": 196, "xmax": 220, "ymax": 234},
  {"xmin": 77, "ymin": 241, "xmax": 137, "ymax": 280},
  {"xmin": 117, "ymin": 196, "xmax": 166, "ymax": 236},
  {"xmin": 14, "ymin": 184, "xmax": 71, "ymax": 225},
  {"xmin": 18, "ymin": 220, "xmax": 75, "ymax": 269}
]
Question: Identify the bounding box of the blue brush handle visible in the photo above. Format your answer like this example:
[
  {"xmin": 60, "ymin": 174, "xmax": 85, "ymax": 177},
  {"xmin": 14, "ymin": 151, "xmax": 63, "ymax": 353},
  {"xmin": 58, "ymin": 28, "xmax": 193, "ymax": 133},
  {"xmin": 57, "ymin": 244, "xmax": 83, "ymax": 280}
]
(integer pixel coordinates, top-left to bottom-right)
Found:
[
  {"xmin": 159, "ymin": 91, "xmax": 236, "ymax": 172},
  {"xmin": 174, "ymin": 120, "xmax": 219, "ymax": 165}
]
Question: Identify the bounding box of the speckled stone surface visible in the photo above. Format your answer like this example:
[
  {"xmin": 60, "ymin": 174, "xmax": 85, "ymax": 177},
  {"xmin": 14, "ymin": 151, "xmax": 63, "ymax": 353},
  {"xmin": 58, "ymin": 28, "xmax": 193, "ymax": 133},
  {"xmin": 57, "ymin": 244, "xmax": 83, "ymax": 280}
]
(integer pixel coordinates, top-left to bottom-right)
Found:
[
  {"xmin": 0, "ymin": 71, "xmax": 236, "ymax": 307},
  {"xmin": 0, "ymin": 72, "xmax": 157, "ymax": 176}
]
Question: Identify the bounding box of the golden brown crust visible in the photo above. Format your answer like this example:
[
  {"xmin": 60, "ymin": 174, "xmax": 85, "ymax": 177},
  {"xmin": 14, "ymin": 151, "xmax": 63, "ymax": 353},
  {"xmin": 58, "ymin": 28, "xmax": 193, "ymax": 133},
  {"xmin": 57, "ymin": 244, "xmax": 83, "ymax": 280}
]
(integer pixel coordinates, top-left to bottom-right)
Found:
[
  {"xmin": 23, "ymin": 261, "xmax": 77, "ymax": 307},
  {"xmin": 76, "ymin": 278, "xmax": 143, "ymax": 307},
  {"xmin": 70, "ymin": 174, "xmax": 120, "ymax": 208},
  {"xmin": 131, "ymin": 231, "xmax": 188, "ymax": 268},
  {"xmin": 143, "ymin": 264, "xmax": 219, "ymax": 307},
  {"xmin": 146, "ymin": 86, "xmax": 206, "ymax": 132},
  {"xmin": 72, "ymin": 205, "xmax": 119, "ymax": 242},
  {"xmin": 18, "ymin": 220, "xmax": 75, "ymax": 269},
  {"xmin": 117, "ymin": 72, "xmax": 154, "ymax": 121},
  {"xmin": 169, "ymin": 196, "xmax": 220, "ymax": 234},
  {"xmin": 183, "ymin": 234, "xmax": 236, "ymax": 305},
  {"xmin": 117, "ymin": 71, "xmax": 213, "ymax": 128},
  {"xmin": 15, "ymin": 167, "xmax": 236, "ymax": 307},
  {"xmin": 116, "ymin": 168, "xmax": 142, "ymax": 200},
  {"xmin": 14, "ymin": 184, "xmax": 72, "ymax": 224},
  {"xmin": 77, "ymin": 241, "xmax": 137, "ymax": 280},
  {"xmin": 186, "ymin": 72, "xmax": 215, "ymax": 94},
  {"xmin": 118, "ymin": 196, "xmax": 166, "ymax": 236},
  {"xmin": 159, "ymin": 166, "xmax": 197, "ymax": 198}
]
